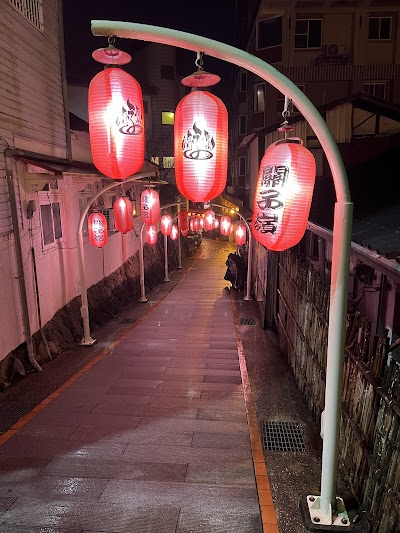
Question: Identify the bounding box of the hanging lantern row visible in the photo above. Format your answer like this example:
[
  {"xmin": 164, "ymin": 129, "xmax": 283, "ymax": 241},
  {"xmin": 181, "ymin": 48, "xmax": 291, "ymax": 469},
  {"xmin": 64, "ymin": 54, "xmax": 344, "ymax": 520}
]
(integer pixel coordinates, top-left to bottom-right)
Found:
[
  {"xmin": 170, "ymin": 225, "xmax": 179, "ymax": 240},
  {"xmin": 141, "ymin": 189, "xmax": 160, "ymax": 225},
  {"xmin": 251, "ymin": 138, "xmax": 316, "ymax": 252},
  {"xmin": 204, "ymin": 209, "xmax": 215, "ymax": 231}
]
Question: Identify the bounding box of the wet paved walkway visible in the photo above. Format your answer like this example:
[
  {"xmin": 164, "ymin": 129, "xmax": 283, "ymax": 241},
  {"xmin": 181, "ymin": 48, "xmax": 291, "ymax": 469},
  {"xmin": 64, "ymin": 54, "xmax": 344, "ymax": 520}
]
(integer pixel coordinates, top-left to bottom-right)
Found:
[{"xmin": 0, "ymin": 242, "xmax": 278, "ymax": 532}]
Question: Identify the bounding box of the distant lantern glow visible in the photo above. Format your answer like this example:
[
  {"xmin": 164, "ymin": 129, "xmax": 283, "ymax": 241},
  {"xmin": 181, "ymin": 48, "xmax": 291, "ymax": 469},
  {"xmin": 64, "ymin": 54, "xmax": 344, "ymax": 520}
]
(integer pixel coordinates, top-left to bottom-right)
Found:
[
  {"xmin": 214, "ymin": 218, "xmax": 219, "ymax": 229},
  {"xmin": 146, "ymin": 224, "xmax": 158, "ymax": 245},
  {"xmin": 189, "ymin": 219, "xmax": 195, "ymax": 232},
  {"xmin": 181, "ymin": 228, "xmax": 188, "ymax": 237},
  {"xmin": 199, "ymin": 218, "xmax": 204, "ymax": 229},
  {"xmin": 113, "ymin": 197, "xmax": 133, "ymax": 233},
  {"xmin": 88, "ymin": 67, "xmax": 145, "ymax": 179},
  {"xmin": 161, "ymin": 214, "xmax": 172, "ymax": 236},
  {"xmin": 204, "ymin": 209, "xmax": 215, "ymax": 231},
  {"xmin": 235, "ymin": 224, "xmax": 246, "ymax": 246},
  {"xmin": 141, "ymin": 189, "xmax": 160, "ymax": 225},
  {"xmin": 174, "ymin": 90, "xmax": 228, "ymax": 202},
  {"xmin": 252, "ymin": 139, "xmax": 316, "ymax": 251},
  {"xmin": 88, "ymin": 212, "xmax": 108, "ymax": 248},
  {"xmin": 178, "ymin": 209, "xmax": 189, "ymax": 231},
  {"xmin": 170, "ymin": 225, "xmax": 179, "ymax": 240},
  {"xmin": 220, "ymin": 215, "xmax": 231, "ymax": 236}
]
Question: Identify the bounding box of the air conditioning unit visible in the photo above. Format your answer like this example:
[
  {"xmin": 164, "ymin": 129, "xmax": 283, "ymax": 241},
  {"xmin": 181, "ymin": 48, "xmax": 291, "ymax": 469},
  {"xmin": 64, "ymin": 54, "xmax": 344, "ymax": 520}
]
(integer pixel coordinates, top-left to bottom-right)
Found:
[
  {"xmin": 325, "ymin": 43, "xmax": 339, "ymax": 57},
  {"xmin": 101, "ymin": 209, "xmax": 115, "ymax": 231}
]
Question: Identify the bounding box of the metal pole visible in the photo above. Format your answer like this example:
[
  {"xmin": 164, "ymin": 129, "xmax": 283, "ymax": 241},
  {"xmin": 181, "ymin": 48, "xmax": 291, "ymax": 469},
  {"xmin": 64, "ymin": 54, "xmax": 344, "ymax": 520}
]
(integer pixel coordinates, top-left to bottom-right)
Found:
[
  {"xmin": 91, "ymin": 23, "xmax": 353, "ymax": 523},
  {"xmin": 139, "ymin": 222, "xmax": 148, "ymax": 302},
  {"xmin": 164, "ymin": 233, "xmax": 170, "ymax": 282},
  {"xmin": 178, "ymin": 231, "xmax": 182, "ymax": 269},
  {"xmin": 77, "ymin": 172, "xmax": 155, "ymax": 343}
]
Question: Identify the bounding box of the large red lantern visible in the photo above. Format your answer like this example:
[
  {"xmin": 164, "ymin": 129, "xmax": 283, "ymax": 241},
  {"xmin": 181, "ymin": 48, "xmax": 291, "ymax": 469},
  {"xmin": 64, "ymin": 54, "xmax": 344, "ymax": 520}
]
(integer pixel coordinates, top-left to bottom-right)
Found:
[
  {"xmin": 178, "ymin": 209, "xmax": 188, "ymax": 231},
  {"xmin": 170, "ymin": 225, "xmax": 179, "ymax": 240},
  {"xmin": 204, "ymin": 209, "xmax": 215, "ymax": 231},
  {"xmin": 146, "ymin": 224, "xmax": 158, "ymax": 245},
  {"xmin": 88, "ymin": 46, "xmax": 145, "ymax": 179},
  {"xmin": 252, "ymin": 138, "xmax": 316, "ymax": 251},
  {"xmin": 174, "ymin": 72, "xmax": 228, "ymax": 203},
  {"xmin": 141, "ymin": 189, "xmax": 160, "ymax": 225},
  {"xmin": 88, "ymin": 212, "xmax": 108, "ymax": 248},
  {"xmin": 220, "ymin": 215, "xmax": 231, "ymax": 236},
  {"xmin": 235, "ymin": 224, "xmax": 246, "ymax": 246},
  {"xmin": 113, "ymin": 197, "xmax": 133, "ymax": 233},
  {"xmin": 161, "ymin": 214, "xmax": 172, "ymax": 236}
]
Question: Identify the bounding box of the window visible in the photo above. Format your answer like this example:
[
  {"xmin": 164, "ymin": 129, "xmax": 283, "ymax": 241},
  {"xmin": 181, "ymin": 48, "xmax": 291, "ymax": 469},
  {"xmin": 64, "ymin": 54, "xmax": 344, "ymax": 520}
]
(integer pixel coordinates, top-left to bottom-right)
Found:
[
  {"xmin": 39, "ymin": 200, "xmax": 62, "ymax": 246},
  {"xmin": 364, "ymin": 82, "xmax": 386, "ymax": 99},
  {"xmin": 276, "ymin": 85, "xmax": 305, "ymax": 113},
  {"xmin": 163, "ymin": 157, "xmax": 175, "ymax": 168},
  {"xmin": 143, "ymin": 100, "xmax": 149, "ymax": 114},
  {"xmin": 238, "ymin": 114, "xmax": 247, "ymax": 135},
  {"xmin": 368, "ymin": 17, "xmax": 392, "ymax": 40},
  {"xmin": 8, "ymin": 0, "xmax": 44, "ymax": 32},
  {"xmin": 257, "ymin": 17, "xmax": 283, "ymax": 49},
  {"xmin": 240, "ymin": 72, "xmax": 247, "ymax": 92},
  {"xmin": 254, "ymin": 83, "xmax": 266, "ymax": 113},
  {"xmin": 295, "ymin": 19, "xmax": 322, "ymax": 49},
  {"xmin": 239, "ymin": 156, "xmax": 246, "ymax": 176},
  {"xmin": 160, "ymin": 65, "xmax": 175, "ymax": 80},
  {"xmin": 162, "ymin": 111, "xmax": 175, "ymax": 125}
]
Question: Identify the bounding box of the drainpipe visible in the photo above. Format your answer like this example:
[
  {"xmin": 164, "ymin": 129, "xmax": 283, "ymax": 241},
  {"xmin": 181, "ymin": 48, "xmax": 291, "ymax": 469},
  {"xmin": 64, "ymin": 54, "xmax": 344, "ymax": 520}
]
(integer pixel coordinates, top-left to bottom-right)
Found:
[
  {"xmin": 57, "ymin": 0, "xmax": 72, "ymax": 161},
  {"xmin": 31, "ymin": 246, "xmax": 52, "ymax": 361},
  {"xmin": 4, "ymin": 149, "xmax": 42, "ymax": 372}
]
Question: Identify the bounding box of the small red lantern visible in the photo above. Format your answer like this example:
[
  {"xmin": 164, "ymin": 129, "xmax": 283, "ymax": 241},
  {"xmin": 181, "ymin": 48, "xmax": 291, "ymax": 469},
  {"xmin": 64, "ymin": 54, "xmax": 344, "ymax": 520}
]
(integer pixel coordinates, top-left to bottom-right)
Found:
[
  {"xmin": 189, "ymin": 219, "xmax": 195, "ymax": 232},
  {"xmin": 178, "ymin": 209, "xmax": 188, "ymax": 231},
  {"xmin": 88, "ymin": 212, "xmax": 108, "ymax": 248},
  {"xmin": 199, "ymin": 218, "xmax": 204, "ymax": 229},
  {"xmin": 192, "ymin": 217, "xmax": 201, "ymax": 231},
  {"xmin": 252, "ymin": 138, "xmax": 316, "ymax": 251},
  {"xmin": 204, "ymin": 209, "xmax": 215, "ymax": 231},
  {"xmin": 170, "ymin": 225, "xmax": 179, "ymax": 240},
  {"xmin": 174, "ymin": 72, "xmax": 228, "ymax": 203},
  {"xmin": 235, "ymin": 224, "xmax": 246, "ymax": 246},
  {"xmin": 220, "ymin": 215, "xmax": 231, "ymax": 236},
  {"xmin": 88, "ymin": 47, "xmax": 145, "ymax": 179},
  {"xmin": 146, "ymin": 224, "xmax": 158, "ymax": 245},
  {"xmin": 113, "ymin": 197, "xmax": 133, "ymax": 233},
  {"xmin": 141, "ymin": 189, "xmax": 160, "ymax": 225},
  {"xmin": 181, "ymin": 228, "xmax": 188, "ymax": 237},
  {"xmin": 161, "ymin": 214, "xmax": 172, "ymax": 236}
]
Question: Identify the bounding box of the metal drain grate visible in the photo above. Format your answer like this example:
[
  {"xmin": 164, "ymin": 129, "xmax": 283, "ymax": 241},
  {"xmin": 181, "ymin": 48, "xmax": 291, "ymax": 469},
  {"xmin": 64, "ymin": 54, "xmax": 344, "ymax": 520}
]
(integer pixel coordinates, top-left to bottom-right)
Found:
[
  {"xmin": 240, "ymin": 317, "xmax": 257, "ymax": 326},
  {"xmin": 119, "ymin": 317, "xmax": 137, "ymax": 324},
  {"xmin": 260, "ymin": 421, "xmax": 306, "ymax": 452},
  {"xmin": 0, "ymin": 403, "xmax": 37, "ymax": 434}
]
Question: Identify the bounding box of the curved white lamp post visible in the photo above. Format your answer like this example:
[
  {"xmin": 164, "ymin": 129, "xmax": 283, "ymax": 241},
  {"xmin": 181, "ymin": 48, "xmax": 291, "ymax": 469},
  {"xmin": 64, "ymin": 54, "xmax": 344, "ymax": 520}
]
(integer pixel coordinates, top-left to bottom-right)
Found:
[{"xmin": 91, "ymin": 21, "xmax": 353, "ymax": 527}]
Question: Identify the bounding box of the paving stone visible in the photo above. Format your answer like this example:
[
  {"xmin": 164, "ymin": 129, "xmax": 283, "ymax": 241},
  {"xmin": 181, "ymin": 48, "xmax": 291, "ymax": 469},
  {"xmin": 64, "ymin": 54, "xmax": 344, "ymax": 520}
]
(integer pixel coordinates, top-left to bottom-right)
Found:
[
  {"xmin": 31, "ymin": 411, "xmax": 142, "ymax": 429},
  {"xmin": 18, "ymin": 425, "xmax": 78, "ymax": 439},
  {"xmin": 176, "ymin": 508, "xmax": 263, "ymax": 533},
  {"xmin": 203, "ymin": 375, "xmax": 242, "ymax": 384},
  {"xmin": 0, "ymin": 528, "xmax": 81, "ymax": 533},
  {"xmin": 69, "ymin": 426, "xmax": 193, "ymax": 446},
  {"xmin": 197, "ymin": 409, "xmax": 247, "ymax": 422},
  {"xmin": 0, "ymin": 498, "xmax": 16, "ymax": 514},
  {"xmin": 121, "ymin": 443, "xmax": 249, "ymax": 463},
  {"xmin": 185, "ymin": 461, "xmax": 256, "ymax": 487}
]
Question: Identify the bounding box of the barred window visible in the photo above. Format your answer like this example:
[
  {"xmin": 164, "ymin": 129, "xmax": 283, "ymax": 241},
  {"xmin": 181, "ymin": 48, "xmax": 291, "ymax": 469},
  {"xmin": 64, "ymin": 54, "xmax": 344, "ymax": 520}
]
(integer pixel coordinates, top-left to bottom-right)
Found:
[{"xmin": 8, "ymin": 0, "xmax": 44, "ymax": 32}]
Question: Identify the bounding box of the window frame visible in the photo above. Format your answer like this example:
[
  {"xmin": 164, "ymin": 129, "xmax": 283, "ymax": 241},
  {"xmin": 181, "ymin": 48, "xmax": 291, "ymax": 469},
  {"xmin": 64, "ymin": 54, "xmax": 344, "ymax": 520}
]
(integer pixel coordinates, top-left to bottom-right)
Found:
[
  {"xmin": 253, "ymin": 83, "xmax": 266, "ymax": 113},
  {"xmin": 240, "ymin": 72, "xmax": 247, "ymax": 93},
  {"xmin": 238, "ymin": 114, "xmax": 247, "ymax": 135},
  {"xmin": 37, "ymin": 186, "xmax": 63, "ymax": 249},
  {"xmin": 368, "ymin": 16, "xmax": 392, "ymax": 41},
  {"xmin": 363, "ymin": 82, "xmax": 387, "ymax": 99},
  {"xmin": 239, "ymin": 156, "xmax": 247, "ymax": 177},
  {"xmin": 8, "ymin": 0, "xmax": 44, "ymax": 32},
  {"xmin": 295, "ymin": 18, "xmax": 323, "ymax": 49}
]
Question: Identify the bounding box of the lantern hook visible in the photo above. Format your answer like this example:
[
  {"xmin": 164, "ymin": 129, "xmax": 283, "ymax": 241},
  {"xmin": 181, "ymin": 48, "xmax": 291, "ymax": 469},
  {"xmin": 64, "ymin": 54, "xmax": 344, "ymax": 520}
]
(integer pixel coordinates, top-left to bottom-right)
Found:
[
  {"xmin": 195, "ymin": 51, "xmax": 204, "ymax": 71},
  {"xmin": 278, "ymin": 95, "xmax": 294, "ymax": 138},
  {"xmin": 108, "ymin": 36, "xmax": 116, "ymax": 46}
]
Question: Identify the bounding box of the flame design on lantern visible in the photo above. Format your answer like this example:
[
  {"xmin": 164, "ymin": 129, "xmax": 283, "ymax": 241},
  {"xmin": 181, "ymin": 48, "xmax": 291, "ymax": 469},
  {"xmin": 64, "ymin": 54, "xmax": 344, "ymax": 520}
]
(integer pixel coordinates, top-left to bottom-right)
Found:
[
  {"xmin": 182, "ymin": 122, "xmax": 215, "ymax": 160},
  {"xmin": 116, "ymin": 99, "xmax": 143, "ymax": 135}
]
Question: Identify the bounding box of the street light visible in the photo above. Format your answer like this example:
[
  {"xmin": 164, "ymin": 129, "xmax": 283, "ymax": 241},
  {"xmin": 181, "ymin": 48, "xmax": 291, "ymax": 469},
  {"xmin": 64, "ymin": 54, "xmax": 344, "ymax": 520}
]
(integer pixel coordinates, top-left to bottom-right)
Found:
[{"xmin": 91, "ymin": 21, "xmax": 353, "ymax": 528}]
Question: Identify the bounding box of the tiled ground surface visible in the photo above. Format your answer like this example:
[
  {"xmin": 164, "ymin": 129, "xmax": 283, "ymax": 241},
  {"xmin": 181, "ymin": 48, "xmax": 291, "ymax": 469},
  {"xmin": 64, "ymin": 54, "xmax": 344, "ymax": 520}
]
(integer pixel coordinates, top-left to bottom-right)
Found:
[{"xmin": 0, "ymin": 242, "xmax": 277, "ymax": 533}]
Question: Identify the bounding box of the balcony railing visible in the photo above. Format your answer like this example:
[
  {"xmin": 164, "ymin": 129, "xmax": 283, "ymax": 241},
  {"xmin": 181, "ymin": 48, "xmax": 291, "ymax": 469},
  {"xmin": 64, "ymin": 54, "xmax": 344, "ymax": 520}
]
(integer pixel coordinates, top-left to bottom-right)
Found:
[{"xmin": 278, "ymin": 63, "xmax": 400, "ymax": 82}]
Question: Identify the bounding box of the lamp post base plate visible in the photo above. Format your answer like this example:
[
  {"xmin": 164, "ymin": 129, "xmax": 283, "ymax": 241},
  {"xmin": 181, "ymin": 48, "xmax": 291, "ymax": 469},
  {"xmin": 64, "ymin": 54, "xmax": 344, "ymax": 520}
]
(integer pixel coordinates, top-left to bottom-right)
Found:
[
  {"xmin": 79, "ymin": 338, "xmax": 97, "ymax": 347},
  {"xmin": 300, "ymin": 494, "xmax": 368, "ymax": 531}
]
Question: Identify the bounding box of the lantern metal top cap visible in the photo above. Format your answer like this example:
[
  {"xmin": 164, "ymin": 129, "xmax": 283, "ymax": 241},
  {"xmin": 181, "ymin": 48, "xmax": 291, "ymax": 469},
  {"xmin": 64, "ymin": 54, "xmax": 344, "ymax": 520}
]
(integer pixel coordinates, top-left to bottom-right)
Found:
[
  {"xmin": 181, "ymin": 70, "xmax": 221, "ymax": 87},
  {"xmin": 92, "ymin": 45, "xmax": 132, "ymax": 65}
]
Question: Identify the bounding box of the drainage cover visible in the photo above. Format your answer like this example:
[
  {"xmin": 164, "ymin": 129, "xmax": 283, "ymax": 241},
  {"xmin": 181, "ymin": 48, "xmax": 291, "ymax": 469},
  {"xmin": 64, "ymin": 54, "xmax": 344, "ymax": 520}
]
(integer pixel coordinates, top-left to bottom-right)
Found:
[
  {"xmin": 0, "ymin": 403, "xmax": 37, "ymax": 434},
  {"xmin": 240, "ymin": 317, "xmax": 257, "ymax": 326},
  {"xmin": 260, "ymin": 421, "xmax": 306, "ymax": 452},
  {"xmin": 119, "ymin": 317, "xmax": 137, "ymax": 324}
]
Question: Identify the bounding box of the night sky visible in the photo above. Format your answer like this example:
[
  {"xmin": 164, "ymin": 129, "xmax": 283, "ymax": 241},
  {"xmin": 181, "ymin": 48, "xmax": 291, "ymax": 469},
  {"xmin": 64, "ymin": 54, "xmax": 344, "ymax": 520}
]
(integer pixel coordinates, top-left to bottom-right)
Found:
[{"xmin": 62, "ymin": 0, "xmax": 248, "ymax": 103}]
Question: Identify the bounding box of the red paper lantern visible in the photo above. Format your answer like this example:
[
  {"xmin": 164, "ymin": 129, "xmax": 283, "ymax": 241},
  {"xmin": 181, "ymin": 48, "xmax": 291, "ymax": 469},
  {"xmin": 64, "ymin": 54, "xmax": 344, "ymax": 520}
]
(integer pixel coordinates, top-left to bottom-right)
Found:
[
  {"xmin": 161, "ymin": 214, "xmax": 172, "ymax": 236},
  {"xmin": 189, "ymin": 219, "xmax": 195, "ymax": 232},
  {"xmin": 252, "ymin": 139, "xmax": 316, "ymax": 251},
  {"xmin": 113, "ymin": 197, "xmax": 133, "ymax": 233},
  {"xmin": 181, "ymin": 228, "xmax": 188, "ymax": 237},
  {"xmin": 204, "ymin": 209, "xmax": 215, "ymax": 231},
  {"xmin": 141, "ymin": 189, "xmax": 160, "ymax": 225},
  {"xmin": 178, "ymin": 209, "xmax": 188, "ymax": 231},
  {"xmin": 146, "ymin": 224, "xmax": 158, "ymax": 245},
  {"xmin": 235, "ymin": 224, "xmax": 246, "ymax": 246},
  {"xmin": 88, "ymin": 67, "xmax": 145, "ymax": 179},
  {"xmin": 174, "ymin": 90, "xmax": 228, "ymax": 202},
  {"xmin": 170, "ymin": 225, "xmax": 179, "ymax": 240},
  {"xmin": 214, "ymin": 218, "xmax": 219, "ymax": 229},
  {"xmin": 88, "ymin": 212, "xmax": 108, "ymax": 248},
  {"xmin": 192, "ymin": 217, "xmax": 201, "ymax": 231},
  {"xmin": 220, "ymin": 215, "xmax": 231, "ymax": 236},
  {"xmin": 199, "ymin": 218, "xmax": 204, "ymax": 229}
]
